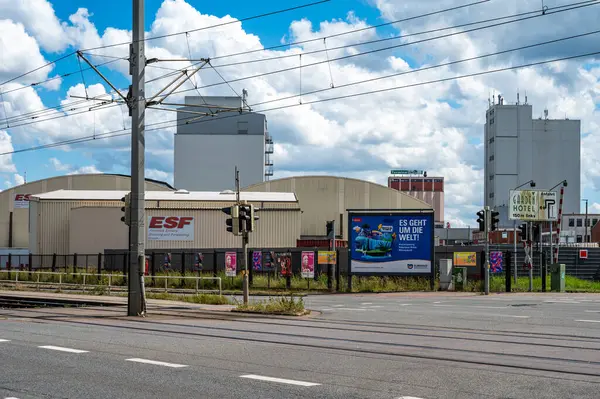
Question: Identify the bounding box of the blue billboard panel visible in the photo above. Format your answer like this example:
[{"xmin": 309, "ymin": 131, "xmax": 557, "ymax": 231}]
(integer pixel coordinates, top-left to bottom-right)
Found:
[{"xmin": 349, "ymin": 212, "xmax": 434, "ymax": 275}]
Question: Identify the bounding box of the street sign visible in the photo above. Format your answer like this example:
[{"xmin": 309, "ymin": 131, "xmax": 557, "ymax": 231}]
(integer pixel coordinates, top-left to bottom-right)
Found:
[
  {"xmin": 508, "ymin": 190, "xmax": 558, "ymax": 221},
  {"xmin": 579, "ymin": 249, "xmax": 588, "ymax": 259},
  {"xmin": 391, "ymin": 169, "xmax": 424, "ymax": 175}
]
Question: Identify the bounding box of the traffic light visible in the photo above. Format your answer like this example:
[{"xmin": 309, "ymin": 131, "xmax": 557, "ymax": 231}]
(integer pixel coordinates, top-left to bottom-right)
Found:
[
  {"xmin": 476, "ymin": 210, "xmax": 485, "ymax": 232},
  {"xmin": 238, "ymin": 204, "xmax": 251, "ymax": 233},
  {"xmin": 532, "ymin": 223, "xmax": 540, "ymax": 241},
  {"xmin": 120, "ymin": 193, "xmax": 131, "ymax": 226},
  {"xmin": 222, "ymin": 205, "xmax": 240, "ymax": 235},
  {"xmin": 326, "ymin": 220, "xmax": 334, "ymax": 238},
  {"xmin": 518, "ymin": 223, "xmax": 527, "ymax": 240},
  {"xmin": 247, "ymin": 204, "xmax": 259, "ymax": 232},
  {"xmin": 490, "ymin": 210, "xmax": 500, "ymax": 231}
]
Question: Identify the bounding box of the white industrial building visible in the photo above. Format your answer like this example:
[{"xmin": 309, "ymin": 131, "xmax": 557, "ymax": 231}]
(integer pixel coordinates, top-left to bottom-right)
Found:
[
  {"xmin": 174, "ymin": 95, "xmax": 273, "ymax": 192},
  {"xmin": 484, "ymin": 97, "xmax": 581, "ymax": 227}
]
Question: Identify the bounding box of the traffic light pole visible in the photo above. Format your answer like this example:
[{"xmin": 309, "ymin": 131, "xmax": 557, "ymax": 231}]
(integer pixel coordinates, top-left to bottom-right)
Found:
[
  {"xmin": 484, "ymin": 206, "xmax": 490, "ymax": 295},
  {"xmin": 242, "ymin": 231, "xmax": 249, "ymax": 305},
  {"xmin": 528, "ymin": 222, "xmax": 533, "ymax": 292}
]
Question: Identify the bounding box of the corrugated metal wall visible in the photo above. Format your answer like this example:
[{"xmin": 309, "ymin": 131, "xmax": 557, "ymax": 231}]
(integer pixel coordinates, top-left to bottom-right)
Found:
[{"xmin": 34, "ymin": 198, "xmax": 301, "ymax": 254}]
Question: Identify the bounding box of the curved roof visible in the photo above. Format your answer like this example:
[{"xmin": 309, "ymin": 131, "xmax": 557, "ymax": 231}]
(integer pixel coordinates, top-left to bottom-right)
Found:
[
  {"xmin": 1, "ymin": 173, "xmax": 174, "ymax": 192},
  {"xmin": 244, "ymin": 175, "xmax": 432, "ymax": 239}
]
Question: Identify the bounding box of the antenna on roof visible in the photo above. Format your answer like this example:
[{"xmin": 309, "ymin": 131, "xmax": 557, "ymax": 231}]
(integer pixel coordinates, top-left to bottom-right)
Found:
[
  {"xmin": 517, "ymin": 90, "xmax": 520, "ymax": 105},
  {"xmin": 524, "ymin": 90, "xmax": 528, "ymax": 104},
  {"xmin": 24, "ymin": 171, "xmax": 27, "ymax": 184},
  {"xmin": 544, "ymin": 109, "xmax": 549, "ymax": 119}
]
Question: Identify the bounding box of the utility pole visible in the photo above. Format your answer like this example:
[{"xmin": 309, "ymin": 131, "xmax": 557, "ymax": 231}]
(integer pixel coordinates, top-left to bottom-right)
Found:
[
  {"xmin": 484, "ymin": 206, "xmax": 490, "ymax": 295},
  {"xmin": 528, "ymin": 222, "xmax": 533, "ymax": 292},
  {"xmin": 513, "ymin": 219, "xmax": 518, "ymax": 283},
  {"xmin": 128, "ymin": 0, "xmax": 146, "ymax": 316}
]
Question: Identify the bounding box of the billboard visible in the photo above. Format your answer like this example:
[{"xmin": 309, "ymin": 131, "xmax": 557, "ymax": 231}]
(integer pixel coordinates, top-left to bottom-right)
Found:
[
  {"xmin": 490, "ymin": 251, "xmax": 503, "ymax": 273},
  {"xmin": 275, "ymin": 252, "xmax": 292, "ymax": 277},
  {"xmin": 348, "ymin": 211, "xmax": 434, "ymax": 275},
  {"xmin": 148, "ymin": 216, "xmax": 194, "ymax": 241},
  {"xmin": 225, "ymin": 252, "xmax": 237, "ymax": 276},
  {"xmin": 509, "ymin": 190, "xmax": 557, "ymax": 221},
  {"xmin": 317, "ymin": 251, "xmax": 336, "ymax": 265},
  {"xmin": 14, "ymin": 193, "xmax": 31, "ymax": 209}
]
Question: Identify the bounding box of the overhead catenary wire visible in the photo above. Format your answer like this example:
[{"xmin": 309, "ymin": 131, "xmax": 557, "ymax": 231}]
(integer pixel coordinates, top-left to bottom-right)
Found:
[
  {"xmin": 2, "ymin": 48, "xmax": 599, "ymax": 157},
  {"xmin": 4, "ymin": 0, "xmax": 595, "ymax": 127}
]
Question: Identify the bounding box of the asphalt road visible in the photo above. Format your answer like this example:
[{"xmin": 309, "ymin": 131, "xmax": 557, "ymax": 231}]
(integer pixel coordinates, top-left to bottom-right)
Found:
[{"xmin": 1, "ymin": 292, "xmax": 600, "ymax": 399}]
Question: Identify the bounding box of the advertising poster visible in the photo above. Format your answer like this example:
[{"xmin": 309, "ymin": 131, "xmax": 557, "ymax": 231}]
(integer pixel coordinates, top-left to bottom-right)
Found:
[
  {"xmin": 225, "ymin": 252, "xmax": 237, "ymax": 277},
  {"xmin": 163, "ymin": 253, "xmax": 172, "ymax": 270},
  {"xmin": 317, "ymin": 251, "xmax": 336, "ymax": 265},
  {"xmin": 301, "ymin": 251, "xmax": 315, "ymax": 278},
  {"xmin": 453, "ymin": 252, "xmax": 477, "ymax": 267},
  {"xmin": 349, "ymin": 212, "xmax": 434, "ymax": 275},
  {"xmin": 193, "ymin": 252, "xmax": 204, "ymax": 272},
  {"xmin": 263, "ymin": 251, "xmax": 275, "ymax": 271},
  {"xmin": 252, "ymin": 251, "xmax": 262, "ymax": 271},
  {"xmin": 275, "ymin": 252, "xmax": 292, "ymax": 277},
  {"xmin": 147, "ymin": 216, "xmax": 194, "ymax": 241},
  {"xmin": 490, "ymin": 251, "xmax": 503, "ymax": 273}
]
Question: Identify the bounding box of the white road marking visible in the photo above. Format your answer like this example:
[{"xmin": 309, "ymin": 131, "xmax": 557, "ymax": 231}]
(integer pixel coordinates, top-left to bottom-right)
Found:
[
  {"xmin": 5, "ymin": 397, "xmax": 21, "ymax": 399},
  {"xmin": 503, "ymin": 315, "xmax": 530, "ymax": 318},
  {"xmin": 361, "ymin": 302, "xmax": 373, "ymax": 305},
  {"xmin": 0, "ymin": 339, "xmax": 11, "ymax": 342},
  {"xmin": 575, "ymin": 320, "xmax": 600, "ymax": 323},
  {"xmin": 398, "ymin": 303, "xmax": 412, "ymax": 306},
  {"xmin": 397, "ymin": 397, "xmax": 425, "ymax": 399},
  {"xmin": 38, "ymin": 345, "xmax": 88, "ymax": 354},
  {"xmin": 321, "ymin": 308, "xmax": 333, "ymax": 311},
  {"xmin": 584, "ymin": 310, "xmax": 600, "ymax": 313},
  {"xmin": 363, "ymin": 305, "xmax": 383, "ymax": 308},
  {"xmin": 332, "ymin": 305, "xmax": 344, "ymax": 307},
  {"xmin": 240, "ymin": 374, "xmax": 320, "ymax": 387},
  {"xmin": 336, "ymin": 307, "xmax": 375, "ymax": 311},
  {"xmin": 125, "ymin": 358, "xmax": 188, "ymax": 368}
]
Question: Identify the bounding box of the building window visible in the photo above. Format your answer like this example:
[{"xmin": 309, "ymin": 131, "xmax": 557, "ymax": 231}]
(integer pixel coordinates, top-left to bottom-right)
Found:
[
  {"xmin": 593, "ymin": 218, "xmax": 598, "ymax": 226},
  {"xmin": 585, "ymin": 219, "xmax": 591, "ymax": 227},
  {"xmin": 489, "ymin": 155, "xmax": 494, "ymax": 161},
  {"xmin": 490, "ymin": 117, "xmax": 494, "ymax": 125},
  {"xmin": 489, "ymin": 192, "xmax": 494, "ymax": 198},
  {"xmin": 489, "ymin": 137, "xmax": 494, "ymax": 144},
  {"xmin": 489, "ymin": 175, "xmax": 494, "ymax": 181},
  {"xmin": 577, "ymin": 235, "xmax": 582, "ymax": 243},
  {"xmin": 577, "ymin": 219, "xmax": 582, "ymax": 227},
  {"xmin": 569, "ymin": 218, "xmax": 575, "ymax": 227}
]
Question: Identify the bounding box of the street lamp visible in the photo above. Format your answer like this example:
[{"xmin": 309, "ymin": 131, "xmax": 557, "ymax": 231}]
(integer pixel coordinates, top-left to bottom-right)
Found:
[
  {"xmin": 548, "ymin": 180, "xmax": 567, "ymax": 264},
  {"xmin": 582, "ymin": 199, "xmax": 589, "ymax": 243},
  {"xmin": 511, "ymin": 180, "xmax": 536, "ymax": 283}
]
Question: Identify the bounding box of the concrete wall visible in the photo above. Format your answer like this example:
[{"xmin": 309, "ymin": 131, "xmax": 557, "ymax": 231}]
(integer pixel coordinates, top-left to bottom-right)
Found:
[
  {"xmin": 70, "ymin": 207, "xmax": 128, "ymax": 255},
  {"xmin": 0, "ymin": 174, "xmax": 172, "ymax": 249},
  {"xmin": 244, "ymin": 176, "xmax": 432, "ymax": 240}
]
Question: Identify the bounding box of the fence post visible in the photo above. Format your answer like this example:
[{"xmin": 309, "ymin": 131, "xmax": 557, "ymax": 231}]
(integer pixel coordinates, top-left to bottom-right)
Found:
[
  {"xmin": 181, "ymin": 252, "xmax": 186, "ymax": 288},
  {"xmin": 327, "ymin": 263, "xmax": 333, "ymax": 292},
  {"xmin": 28, "ymin": 253, "xmax": 33, "ymax": 279},
  {"xmin": 541, "ymin": 251, "xmax": 547, "ymax": 292},
  {"xmin": 249, "ymin": 250, "xmax": 254, "ymax": 287},
  {"xmin": 97, "ymin": 253, "xmax": 102, "ymax": 276},
  {"xmin": 73, "ymin": 253, "xmax": 78, "ymax": 276},
  {"xmin": 52, "ymin": 253, "xmax": 57, "ymax": 273},
  {"xmin": 480, "ymin": 250, "xmax": 486, "ymax": 292},
  {"xmin": 151, "ymin": 253, "xmax": 156, "ymax": 287},
  {"xmin": 335, "ymin": 249, "xmax": 340, "ymax": 292},
  {"xmin": 123, "ymin": 252, "xmax": 128, "ymax": 285},
  {"xmin": 7, "ymin": 253, "xmax": 11, "ymax": 280},
  {"xmin": 505, "ymin": 251, "xmax": 512, "ymax": 293}
]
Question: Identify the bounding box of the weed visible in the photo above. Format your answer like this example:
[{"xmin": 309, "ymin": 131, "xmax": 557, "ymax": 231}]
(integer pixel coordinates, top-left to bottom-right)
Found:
[{"xmin": 235, "ymin": 295, "xmax": 307, "ymax": 315}]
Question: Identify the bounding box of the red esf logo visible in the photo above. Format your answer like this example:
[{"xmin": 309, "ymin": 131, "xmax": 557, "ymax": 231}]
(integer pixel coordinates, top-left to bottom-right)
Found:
[
  {"xmin": 352, "ymin": 218, "xmax": 362, "ymax": 222},
  {"xmin": 149, "ymin": 216, "xmax": 193, "ymax": 229},
  {"xmin": 15, "ymin": 194, "xmax": 31, "ymax": 201}
]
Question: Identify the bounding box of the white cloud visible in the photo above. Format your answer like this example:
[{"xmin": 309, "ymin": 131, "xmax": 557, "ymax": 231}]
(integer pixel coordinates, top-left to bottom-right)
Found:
[
  {"xmin": 0, "ymin": 130, "xmax": 16, "ymax": 172},
  {"xmin": 49, "ymin": 157, "xmax": 101, "ymax": 175},
  {"xmin": 68, "ymin": 165, "xmax": 101, "ymax": 175},
  {"xmin": 13, "ymin": 173, "xmax": 24, "ymax": 186}
]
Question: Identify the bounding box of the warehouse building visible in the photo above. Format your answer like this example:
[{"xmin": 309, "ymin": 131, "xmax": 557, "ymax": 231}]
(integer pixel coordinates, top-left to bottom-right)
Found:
[
  {"xmin": 0, "ymin": 174, "xmax": 174, "ymax": 249},
  {"xmin": 243, "ymin": 176, "xmax": 432, "ymax": 245},
  {"xmin": 28, "ymin": 189, "xmax": 300, "ymax": 255}
]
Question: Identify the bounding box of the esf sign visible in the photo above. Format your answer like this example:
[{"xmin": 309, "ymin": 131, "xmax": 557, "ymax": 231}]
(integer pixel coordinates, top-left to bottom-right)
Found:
[
  {"xmin": 14, "ymin": 194, "xmax": 31, "ymax": 209},
  {"xmin": 509, "ymin": 190, "xmax": 557, "ymax": 221},
  {"xmin": 147, "ymin": 216, "xmax": 194, "ymax": 241}
]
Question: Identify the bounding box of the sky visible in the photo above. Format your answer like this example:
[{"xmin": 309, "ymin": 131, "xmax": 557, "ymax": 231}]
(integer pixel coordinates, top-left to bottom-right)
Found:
[{"xmin": 0, "ymin": 0, "xmax": 599, "ymax": 227}]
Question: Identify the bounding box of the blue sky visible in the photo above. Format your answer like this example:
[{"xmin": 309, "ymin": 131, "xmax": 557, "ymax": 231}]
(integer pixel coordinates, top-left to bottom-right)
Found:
[{"xmin": 1, "ymin": 0, "xmax": 599, "ymax": 225}]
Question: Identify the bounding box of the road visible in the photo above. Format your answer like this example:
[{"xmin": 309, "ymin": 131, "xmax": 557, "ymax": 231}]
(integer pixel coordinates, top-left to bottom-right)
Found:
[{"xmin": 1, "ymin": 292, "xmax": 600, "ymax": 398}]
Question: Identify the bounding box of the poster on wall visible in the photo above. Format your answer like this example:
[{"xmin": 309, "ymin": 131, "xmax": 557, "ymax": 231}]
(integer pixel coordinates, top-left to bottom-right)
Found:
[
  {"xmin": 317, "ymin": 251, "xmax": 336, "ymax": 265},
  {"xmin": 252, "ymin": 251, "xmax": 262, "ymax": 271},
  {"xmin": 14, "ymin": 194, "xmax": 31, "ymax": 209},
  {"xmin": 275, "ymin": 252, "xmax": 292, "ymax": 277},
  {"xmin": 453, "ymin": 252, "xmax": 477, "ymax": 267},
  {"xmin": 193, "ymin": 252, "xmax": 204, "ymax": 272},
  {"xmin": 225, "ymin": 252, "xmax": 237, "ymax": 277},
  {"xmin": 147, "ymin": 216, "xmax": 194, "ymax": 241},
  {"xmin": 301, "ymin": 251, "xmax": 315, "ymax": 278},
  {"xmin": 348, "ymin": 211, "xmax": 434, "ymax": 275},
  {"xmin": 263, "ymin": 251, "xmax": 275, "ymax": 272},
  {"xmin": 490, "ymin": 251, "xmax": 503, "ymax": 273}
]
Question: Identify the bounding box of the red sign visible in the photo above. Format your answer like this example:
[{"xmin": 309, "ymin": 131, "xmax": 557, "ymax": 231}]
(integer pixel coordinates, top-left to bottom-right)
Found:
[
  {"xmin": 579, "ymin": 249, "xmax": 588, "ymax": 259},
  {"xmin": 147, "ymin": 216, "xmax": 194, "ymax": 241},
  {"xmin": 14, "ymin": 193, "xmax": 31, "ymax": 209},
  {"xmin": 149, "ymin": 216, "xmax": 193, "ymax": 229}
]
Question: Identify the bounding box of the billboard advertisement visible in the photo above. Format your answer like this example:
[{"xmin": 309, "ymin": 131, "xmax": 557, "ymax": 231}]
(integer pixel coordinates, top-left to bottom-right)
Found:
[
  {"xmin": 14, "ymin": 193, "xmax": 31, "ymax": 209},
  {"xmin": 275, "ymin": 252, "xmax": 292, "ymax": 277},
  {"xmin": 225, "ymin": 252, "xmax": 237, "ymax": 277},
  {"xmin": 490, "ymin": 251, "xmax": 503, "ymax": 273},
  {"xmin": 317, "ymin": 251, "xmax": 336, "ymax": 265},
  {"xmin": 148, "ymin": 216, "xmax": 194, "ymax": 241},
  {"xmin": 509, "ymin": 190, "xmax": 557, "ymax": 221},
  {"xmin": 301, "ymin": 251, "xmax": 315, "ymax": 278},
  {"xmin": 349, "ymin": 211, "xmax": 434, "ymax": 275},
  {"xmin": 252, "ymin": 251, "xmax": 262, "ymax": 271}
]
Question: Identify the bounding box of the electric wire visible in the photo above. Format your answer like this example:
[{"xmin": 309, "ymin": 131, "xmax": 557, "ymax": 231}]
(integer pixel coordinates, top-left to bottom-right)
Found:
[{"xmin": 2, "ymin": 48, "xmax": 598, "ymax": 157}]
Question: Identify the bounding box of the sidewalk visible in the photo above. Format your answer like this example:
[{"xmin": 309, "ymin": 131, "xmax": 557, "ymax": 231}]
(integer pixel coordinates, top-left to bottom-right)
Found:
[{"xmin": 0, "ymin": 290, "xmax": 236, "ymax": 312}]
